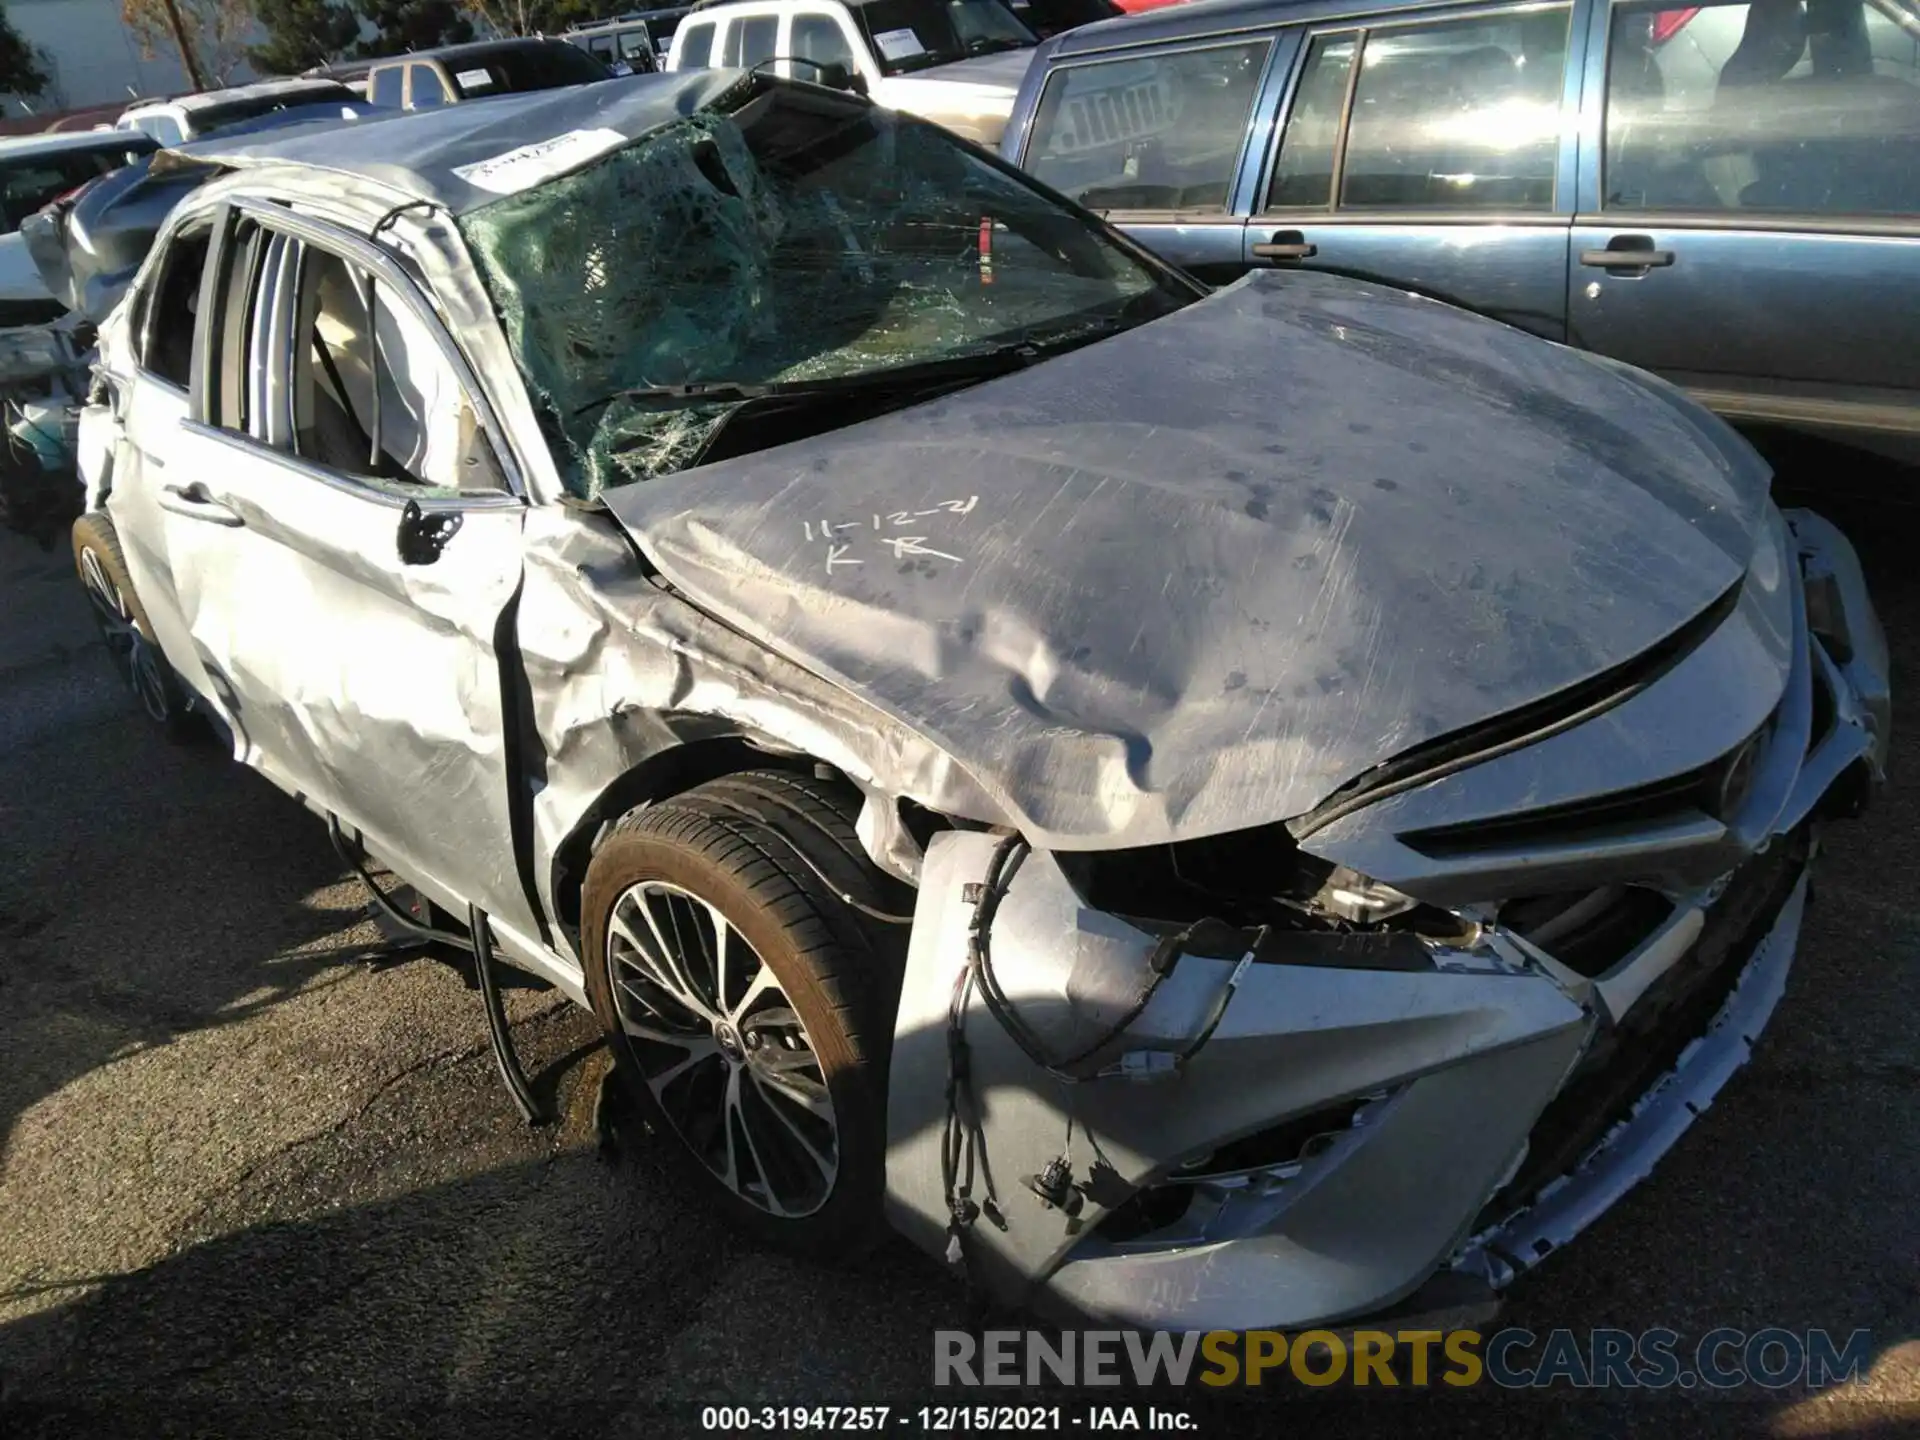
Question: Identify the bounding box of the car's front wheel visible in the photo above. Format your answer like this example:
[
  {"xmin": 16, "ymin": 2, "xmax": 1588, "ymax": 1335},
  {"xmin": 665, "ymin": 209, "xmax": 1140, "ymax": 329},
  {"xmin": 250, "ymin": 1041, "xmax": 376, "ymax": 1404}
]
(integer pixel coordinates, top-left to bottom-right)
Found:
[
  {"xmin": 71, "ymin": 512, "xmax": 197, "ymax": 740},
  {"xmin": 581, "ymin": 770, "xmax": 906, "ymax": 1254}
]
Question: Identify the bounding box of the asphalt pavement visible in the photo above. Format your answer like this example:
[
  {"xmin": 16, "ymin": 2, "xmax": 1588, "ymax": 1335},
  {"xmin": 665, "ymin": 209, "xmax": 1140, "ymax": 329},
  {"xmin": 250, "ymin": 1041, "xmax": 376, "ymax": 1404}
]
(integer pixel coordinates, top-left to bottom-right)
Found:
[{"xmin": 1, "ymin": 479, "xmax": 1917, "ymax": 1440}]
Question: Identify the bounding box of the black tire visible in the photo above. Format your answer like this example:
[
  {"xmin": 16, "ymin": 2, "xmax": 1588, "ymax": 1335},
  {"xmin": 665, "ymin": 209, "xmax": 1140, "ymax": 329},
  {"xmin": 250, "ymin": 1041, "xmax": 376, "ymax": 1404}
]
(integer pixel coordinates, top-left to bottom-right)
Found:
[
  {"xmin": 70, "ymin": 512, "xmax": 198, "ymax": 741},
  {"xmin": 581, "ymin": 769, "xmax": 909, "ymax": 1255}
]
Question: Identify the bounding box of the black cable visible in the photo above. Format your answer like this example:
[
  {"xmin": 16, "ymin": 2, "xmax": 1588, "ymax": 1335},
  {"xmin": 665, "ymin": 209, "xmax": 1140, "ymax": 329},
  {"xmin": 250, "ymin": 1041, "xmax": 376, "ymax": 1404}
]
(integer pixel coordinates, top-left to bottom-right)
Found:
[
  {"xmin": 326, "ymin": 815, "xmax": 472, "ymax": 950},
  {"xmin": 328, "ymin": 815, "xmax": 550, "ymax": 1127},
  {"xmin": 471, "ymin": 902, "xmax": 551, "ymax": 1127},
  {"xmin": 1174, "ymin": 926, "xmax": 1268, "ymax": 1065},
  {"xmin": 965, "ymin": 834, "xmax": 1197, "ymax": 1083}
]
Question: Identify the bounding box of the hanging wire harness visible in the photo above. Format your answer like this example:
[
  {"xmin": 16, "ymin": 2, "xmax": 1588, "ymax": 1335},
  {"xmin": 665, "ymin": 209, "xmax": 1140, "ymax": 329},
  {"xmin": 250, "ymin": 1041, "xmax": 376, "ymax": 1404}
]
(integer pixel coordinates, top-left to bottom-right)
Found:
[{"xmin": 939, "ymin": 834, "xmax": 1266, "ymax": 1275}]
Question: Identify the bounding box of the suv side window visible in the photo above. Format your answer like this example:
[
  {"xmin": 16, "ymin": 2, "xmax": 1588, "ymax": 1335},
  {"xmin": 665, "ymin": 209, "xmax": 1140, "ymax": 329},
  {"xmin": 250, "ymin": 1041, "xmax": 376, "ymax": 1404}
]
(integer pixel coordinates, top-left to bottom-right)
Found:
[
  {"xmin": 410, "ymin": 65, "xmax": 449, "ymax": 108},
  {"xmin": 1266, "ymin": 33, "xmax": 1357, "ymax": 209},
  {"xmin": 369, "ymin": 66, "xmax": 403, "ymax": 107},
  {"xmin": 726, "ymin": 13, "xmax": 781, "ymax": 67},
  {"xmin": 137, "ymin": 223, "xmax": 212, "ymax": 389},
  {"xmin": 679, "ymin": 19, "xmax": 716, "ymax": 66},
  {"xmin": 1604, "ymin": 0, "xmax": 1920, "ymax": 216},
  {"xmin": 1024, "ymin": 40, "xmax": 1273, "ymax": 212},
  {"xmin": 792, "ymin": 12, "xmax": 858, "ymax": 70},
  {"xmin": 1328, "ymin": 7, "xmax": 1572, "ymax": 211}
]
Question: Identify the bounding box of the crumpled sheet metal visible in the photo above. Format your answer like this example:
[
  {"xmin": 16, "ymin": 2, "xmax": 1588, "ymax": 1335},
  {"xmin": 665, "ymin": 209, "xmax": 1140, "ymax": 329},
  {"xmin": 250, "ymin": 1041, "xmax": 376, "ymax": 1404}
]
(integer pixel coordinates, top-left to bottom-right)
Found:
[
  {"xmin": 603, "ymin": 270, "xmax": 1777, "ymax": 852},
  {"xmin": 885, "ymin": 830, "xmax": 1591, "ymax": 1328},
  {"xmin": 515, "ymin": 505, "xmax": 1012, "ymax": 945},
  {"xmin": 154, "ymin": 442, "xmax": 538, "ymax": 947}
]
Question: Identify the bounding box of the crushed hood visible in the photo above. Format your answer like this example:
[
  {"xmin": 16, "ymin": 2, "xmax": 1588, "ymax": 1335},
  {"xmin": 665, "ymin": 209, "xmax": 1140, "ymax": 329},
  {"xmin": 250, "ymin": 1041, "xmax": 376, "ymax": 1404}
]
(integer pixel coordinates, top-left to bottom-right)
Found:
[{"xmin": 603, "ymin": 270, "xmax": 1773, "ymax": 850}]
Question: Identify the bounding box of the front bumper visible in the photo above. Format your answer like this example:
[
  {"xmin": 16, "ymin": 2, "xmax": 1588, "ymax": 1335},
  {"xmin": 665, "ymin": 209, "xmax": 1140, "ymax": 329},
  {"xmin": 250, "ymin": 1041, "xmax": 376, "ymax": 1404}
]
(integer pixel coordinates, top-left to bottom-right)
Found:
[{"xmin": 882, "ymin": 507, "xmax": 1886, "ymax": 1330}]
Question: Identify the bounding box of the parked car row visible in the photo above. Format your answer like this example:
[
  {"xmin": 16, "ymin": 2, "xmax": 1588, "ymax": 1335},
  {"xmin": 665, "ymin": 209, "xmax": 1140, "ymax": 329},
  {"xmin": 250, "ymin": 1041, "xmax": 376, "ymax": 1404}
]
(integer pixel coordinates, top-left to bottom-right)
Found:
[
  {"xmin": 1001, "ymin": 0, "xmax": 1920, "ymax": 463},
  {"xmin": 32, "ymin": 40, "xmax": 1891, "ymax": 1341}
]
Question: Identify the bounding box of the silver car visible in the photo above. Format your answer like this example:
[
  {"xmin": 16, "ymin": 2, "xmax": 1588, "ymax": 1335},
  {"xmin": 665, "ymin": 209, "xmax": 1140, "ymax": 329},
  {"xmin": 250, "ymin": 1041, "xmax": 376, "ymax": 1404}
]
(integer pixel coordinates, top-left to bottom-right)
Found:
[{"xmin": 73, "ymin": 71, "xmax": 1888, "ymax": 1331}]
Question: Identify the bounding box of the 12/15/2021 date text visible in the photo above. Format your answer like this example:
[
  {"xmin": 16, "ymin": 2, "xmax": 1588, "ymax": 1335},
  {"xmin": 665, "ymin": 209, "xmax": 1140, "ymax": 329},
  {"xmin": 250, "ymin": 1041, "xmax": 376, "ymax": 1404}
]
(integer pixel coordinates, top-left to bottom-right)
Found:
[{"xmin": 700, "ymin": 1406, "xmax": 1198, "ymax": 1432}]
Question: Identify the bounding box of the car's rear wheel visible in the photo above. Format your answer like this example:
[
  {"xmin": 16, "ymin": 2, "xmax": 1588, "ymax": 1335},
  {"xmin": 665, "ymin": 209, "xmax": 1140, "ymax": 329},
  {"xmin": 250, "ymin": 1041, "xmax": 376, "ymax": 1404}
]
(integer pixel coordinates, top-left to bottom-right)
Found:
[
  {"xmin": 581, "ymin": 769, "xmax": 908, "ymax": 1254},
  {"xmin": 71, "ymin": 512, "xmax": 196, "ymax": 740}
]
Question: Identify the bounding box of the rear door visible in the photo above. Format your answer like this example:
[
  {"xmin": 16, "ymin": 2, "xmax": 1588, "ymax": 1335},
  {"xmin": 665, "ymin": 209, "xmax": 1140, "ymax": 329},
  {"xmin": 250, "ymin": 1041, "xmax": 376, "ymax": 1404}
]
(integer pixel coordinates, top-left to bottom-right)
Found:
[
  {"xmin": 1017, "ymin": 32, "xmax": 1294, "ymax": 281},
  {"xmin": 1248, "ymin": 3, "xmax": 1582, "ymax": 340},
  {"xmin": 1568, "ymin": 0, "xmax": 1920, "ymax": 436},
  {"xmin": 156, "ymin": 200, "xmax": 539, "ymax": 938},
  {"xmin": 97, "ymin": 214, "xmax": 223, "ymax": 706}
]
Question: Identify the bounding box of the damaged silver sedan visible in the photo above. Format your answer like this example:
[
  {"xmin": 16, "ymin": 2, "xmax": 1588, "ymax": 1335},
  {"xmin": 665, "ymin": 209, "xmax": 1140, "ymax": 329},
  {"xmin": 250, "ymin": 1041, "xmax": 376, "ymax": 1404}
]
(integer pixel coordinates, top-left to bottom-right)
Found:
[{"xmin": 74, "ymin": 70, "xmax": 1889, "ymax": 1331}]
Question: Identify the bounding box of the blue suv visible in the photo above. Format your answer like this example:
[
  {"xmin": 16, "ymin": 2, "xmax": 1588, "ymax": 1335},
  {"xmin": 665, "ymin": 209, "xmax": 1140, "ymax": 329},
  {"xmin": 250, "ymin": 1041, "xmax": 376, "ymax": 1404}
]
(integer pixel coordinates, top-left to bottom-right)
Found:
[{"xmin": 1002, "ymin": 0, "xmax": 1920, "ymax": 464}]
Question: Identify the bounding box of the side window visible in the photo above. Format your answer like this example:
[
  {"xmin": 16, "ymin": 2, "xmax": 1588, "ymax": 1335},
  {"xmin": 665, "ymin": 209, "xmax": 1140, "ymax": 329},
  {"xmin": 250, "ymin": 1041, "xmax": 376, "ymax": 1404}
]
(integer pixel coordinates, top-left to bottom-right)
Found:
[
  {"xmin": 1025, "ymin": 41, "xmax": 1273, "ymax": 212},
  {"xmin": 1266, "ymin": 32, "xmax": 1357, "ymax": 208},
  {"xmin": 136, "ymin": 224, "xmax": 212, "ymax": 389},
  {"xmin": 735, "ymin": 14, "xmax": 781, "ymax": 68},
  {"xmin": 410, "ymin": 65, "xmax": 449, "ymax": 108},
  {"xmin": 1336, "ymin": 8, "xmax": 1571, "ymax": 211},
  {"xmin": 287, "ymin": 245, "xmax": 505, "ymax": 494},
  {"xmin": 1605, "ymin": 0, "xmax": 1920, "ymax": 216},
  {"xmin": 792, "ymin": 13, "xmax": 858, "ymax": 70},
  {"xmin": 153, "ymin": 114, "xmax": 186, "ymax": 146},
  {"xmin": 679, "ymin": 20, "xmax": 716, "ymax": 66},
  {"xmin": 211, "ymin": 221, "xmax": 504, "ymax": 495},
  {"xmin": 589, "ymin": 36, "xmax": 617, "ymax": 62},
  {"xmin": 368, "ymin": 66, "xmax": 403, "ymax": 107}
]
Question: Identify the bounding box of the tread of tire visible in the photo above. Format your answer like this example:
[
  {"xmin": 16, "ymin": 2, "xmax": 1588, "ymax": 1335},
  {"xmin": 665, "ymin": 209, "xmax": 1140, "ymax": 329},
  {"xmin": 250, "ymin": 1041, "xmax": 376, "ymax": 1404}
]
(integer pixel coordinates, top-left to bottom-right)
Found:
[{"xmin": 618, "ymin": 793, "xmax": 880, "ymax": 1045}]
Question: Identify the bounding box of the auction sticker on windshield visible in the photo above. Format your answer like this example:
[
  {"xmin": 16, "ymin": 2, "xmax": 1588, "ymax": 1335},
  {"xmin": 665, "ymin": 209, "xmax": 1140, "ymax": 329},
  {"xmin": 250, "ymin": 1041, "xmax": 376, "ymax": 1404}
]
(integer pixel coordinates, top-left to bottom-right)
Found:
[
  {"xmin": 452, "ymin": 128, "xmax": 628, "ymax": 195},
  {"xmin": 874, "ymin": 28, "xmax": 927, "ymax": 60}
]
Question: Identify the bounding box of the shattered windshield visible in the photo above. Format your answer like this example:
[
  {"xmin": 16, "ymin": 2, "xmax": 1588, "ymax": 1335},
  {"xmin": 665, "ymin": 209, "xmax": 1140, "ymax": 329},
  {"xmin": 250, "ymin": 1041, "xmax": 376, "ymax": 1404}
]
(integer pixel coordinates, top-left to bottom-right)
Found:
[
  {"xmin": 460, "ymin": 84, "xmax": 1191, "ymax": 497},
  {"xmin": 854, "ymin": 0, "xmax": 1037, "ymax": 73}
]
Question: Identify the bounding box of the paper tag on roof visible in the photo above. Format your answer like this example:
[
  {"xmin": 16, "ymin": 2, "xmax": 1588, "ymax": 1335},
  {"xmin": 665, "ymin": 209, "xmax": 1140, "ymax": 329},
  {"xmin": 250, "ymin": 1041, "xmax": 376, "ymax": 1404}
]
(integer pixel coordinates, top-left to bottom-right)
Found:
[
  {"xmin": 451, "ymin": 127, "xmax": 627, "ymax": 195},
  {"xmin": 873, "ymin": 28, "xmax": 927, "ymax": 60}
]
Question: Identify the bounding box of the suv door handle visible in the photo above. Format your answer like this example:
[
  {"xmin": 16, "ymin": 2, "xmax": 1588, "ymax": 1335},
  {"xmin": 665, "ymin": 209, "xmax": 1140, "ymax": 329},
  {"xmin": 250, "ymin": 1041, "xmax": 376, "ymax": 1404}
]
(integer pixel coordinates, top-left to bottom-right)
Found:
[
  {"xmin": 1580, "ymin": 237, "xmax": 1675, "ymax": 269},
  {"xmin": 1252, "ymin": 230, "xmax": 1318, "ymax": 261},
  {"xmin": 159, "ymin": 482, "xmax": 244, "ymax": 528}
]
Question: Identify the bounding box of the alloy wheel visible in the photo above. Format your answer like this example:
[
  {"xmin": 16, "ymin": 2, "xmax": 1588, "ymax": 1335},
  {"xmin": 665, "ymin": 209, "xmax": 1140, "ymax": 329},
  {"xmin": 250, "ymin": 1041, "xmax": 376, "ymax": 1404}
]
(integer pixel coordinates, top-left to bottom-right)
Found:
[
  {"xmin": 606, "ymin": 879, "xmax": 839, "ymax": 1218},
  {"xmin": 78, "ymin": 545, "xmax": 169, "ymax": 724}
]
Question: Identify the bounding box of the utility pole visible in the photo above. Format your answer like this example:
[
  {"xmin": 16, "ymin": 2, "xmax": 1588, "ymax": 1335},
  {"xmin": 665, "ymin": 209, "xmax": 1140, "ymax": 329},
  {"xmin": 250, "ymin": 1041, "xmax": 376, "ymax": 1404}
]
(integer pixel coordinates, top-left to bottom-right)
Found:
[{"xmin": 155, "ymin": 0, "xmax": 207, "ymax": 91}]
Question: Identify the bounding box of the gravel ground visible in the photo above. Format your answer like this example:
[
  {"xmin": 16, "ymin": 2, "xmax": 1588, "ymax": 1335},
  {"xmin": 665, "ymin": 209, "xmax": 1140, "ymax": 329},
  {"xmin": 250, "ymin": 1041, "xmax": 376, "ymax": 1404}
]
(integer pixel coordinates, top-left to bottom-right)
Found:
[{"xmin": 1, "ymin": 482, "xmax": 1917, "ymax": 1440}]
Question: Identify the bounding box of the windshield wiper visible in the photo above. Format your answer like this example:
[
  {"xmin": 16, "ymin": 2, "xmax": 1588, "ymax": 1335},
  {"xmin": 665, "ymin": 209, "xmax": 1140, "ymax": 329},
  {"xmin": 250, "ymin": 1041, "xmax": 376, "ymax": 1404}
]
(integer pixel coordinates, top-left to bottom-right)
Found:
[{"xmin": 577, "ymin": 342, "xmax": 1045, "ymax": 418}]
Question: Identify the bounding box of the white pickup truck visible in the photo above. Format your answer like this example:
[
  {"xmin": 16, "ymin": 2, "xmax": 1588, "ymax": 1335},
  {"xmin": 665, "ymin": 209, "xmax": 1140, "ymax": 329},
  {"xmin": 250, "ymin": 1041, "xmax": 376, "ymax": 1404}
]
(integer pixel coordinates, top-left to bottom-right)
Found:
[{"xmin": 664, "ymin": 0, "xmax": 1041, "ymax": 145}]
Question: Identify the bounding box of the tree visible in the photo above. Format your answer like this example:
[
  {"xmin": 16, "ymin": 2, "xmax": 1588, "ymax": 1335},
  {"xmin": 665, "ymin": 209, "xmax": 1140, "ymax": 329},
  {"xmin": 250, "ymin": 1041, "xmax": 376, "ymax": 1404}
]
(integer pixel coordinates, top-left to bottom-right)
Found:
[
  {"xmin": 121, "ymin": 0, "xmax": 255, "ymax": 89},
  {"xmin": 250, "ymin": 0, "xmax": 360, "ymax": 75},
  {"xmin": 0, "ymin": 5, "xmax": 50, "ymax": 100},
  {"xmin": 460, "ymin": 0, "xmax": 619, "ymax": 36},
  {"xmin": 356, "ymin": 0, "xmax": 473, "ymax": 55}
]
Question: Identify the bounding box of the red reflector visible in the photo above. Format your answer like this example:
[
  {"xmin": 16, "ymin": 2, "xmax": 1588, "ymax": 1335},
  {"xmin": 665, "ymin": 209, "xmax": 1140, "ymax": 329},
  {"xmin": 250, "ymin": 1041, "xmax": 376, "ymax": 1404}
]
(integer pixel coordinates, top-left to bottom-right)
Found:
[{"xmin": 1651, "ymin": 7, "xmax": 1700, "ymax": 44}]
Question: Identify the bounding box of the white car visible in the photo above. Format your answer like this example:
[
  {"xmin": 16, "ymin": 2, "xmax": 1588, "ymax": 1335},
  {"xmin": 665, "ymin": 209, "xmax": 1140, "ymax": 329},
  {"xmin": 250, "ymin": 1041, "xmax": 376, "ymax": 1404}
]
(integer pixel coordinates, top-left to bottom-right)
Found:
[
  {"xmin": 116, "ymin": 78, "xmax": 361, "ymax": 147},
  {"xmin": 665, "ymin": 0, "xmax": 1040, "ymax": 144}
]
